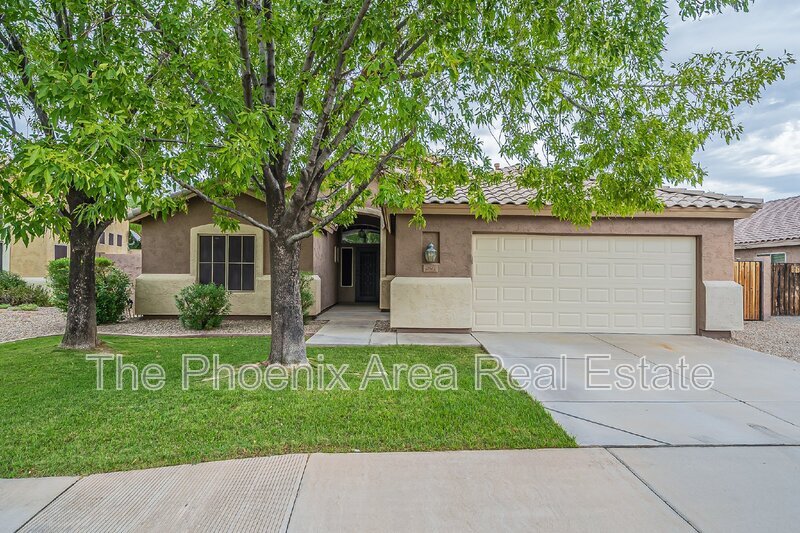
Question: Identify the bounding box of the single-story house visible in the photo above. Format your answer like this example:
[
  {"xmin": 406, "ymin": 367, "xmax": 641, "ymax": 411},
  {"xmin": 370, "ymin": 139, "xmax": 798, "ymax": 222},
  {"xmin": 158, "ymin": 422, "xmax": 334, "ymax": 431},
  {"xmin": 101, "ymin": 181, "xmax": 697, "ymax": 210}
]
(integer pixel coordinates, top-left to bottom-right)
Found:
[
  {"xmin": 1, "ymin": 219, "xmax": 133, "ymax": 286},
  {"xmin": 131, "ymin": 168, "xmax": 761, "ymax": 337},
  {"xmin": 734, "ymin": 195, "xmax": 800, "ymax": 264}
]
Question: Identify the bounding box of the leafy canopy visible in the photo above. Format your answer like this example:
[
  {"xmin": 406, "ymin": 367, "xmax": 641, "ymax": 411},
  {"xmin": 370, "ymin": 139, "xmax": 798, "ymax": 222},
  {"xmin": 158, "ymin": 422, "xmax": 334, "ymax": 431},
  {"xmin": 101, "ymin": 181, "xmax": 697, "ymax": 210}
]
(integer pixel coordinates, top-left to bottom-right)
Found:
[
  {"xmin": 0, "ymin": 0, "xmax": 180, "ymax": 244},
  {"xmin": 137, "ymin": 0, "xmax": 792, "ymax": 229},
  {"xmin": 1, "ymin": 1, "xmax": 792, "ymax": 236}
]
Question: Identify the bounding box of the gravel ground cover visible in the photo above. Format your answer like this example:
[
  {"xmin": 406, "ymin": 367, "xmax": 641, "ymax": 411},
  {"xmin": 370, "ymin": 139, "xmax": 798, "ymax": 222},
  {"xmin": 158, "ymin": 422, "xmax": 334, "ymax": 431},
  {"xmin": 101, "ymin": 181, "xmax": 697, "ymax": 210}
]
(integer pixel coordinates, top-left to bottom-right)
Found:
[
  {"xmin": 98, "ymin": 317, "xmax": 327, "ymax": 337},
  {"xmin": 725, "ymin": 317, "xmax": 800, "ymax": 363},
  {"xmin": 0, "ymin": 307, "xmax": 327, "ymax": 343},
  {"xmin": 373, "ymin": 319, "xmax": 392, "ymax": 332},
  {"xmin": 0, "ymin": 307, "xmax": 66, "ymax": 343}
]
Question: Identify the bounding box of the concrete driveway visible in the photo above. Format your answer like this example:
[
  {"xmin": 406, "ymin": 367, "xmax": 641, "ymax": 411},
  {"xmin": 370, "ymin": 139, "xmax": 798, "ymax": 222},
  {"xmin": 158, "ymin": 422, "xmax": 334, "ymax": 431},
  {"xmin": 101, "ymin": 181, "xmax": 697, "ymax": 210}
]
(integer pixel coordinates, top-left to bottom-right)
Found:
[{"xmin": 474, "ymin": 332, "xmax": 800, "ymax": 446}]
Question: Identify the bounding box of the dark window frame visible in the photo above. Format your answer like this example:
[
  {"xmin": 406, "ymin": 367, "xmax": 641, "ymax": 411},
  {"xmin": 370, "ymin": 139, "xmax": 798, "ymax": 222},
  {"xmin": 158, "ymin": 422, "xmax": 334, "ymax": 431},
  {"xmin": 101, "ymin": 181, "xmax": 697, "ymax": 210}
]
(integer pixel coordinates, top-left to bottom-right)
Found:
[
  {"xmin": 116, "ymin": 234, "xmax": 123, "ymax": 247},
  {"xmin": 198, "ymin": 234, "xmax": 256, "ymax": 292},
  {"xmin": 99, "ymin": 233, "xmax": 105, "ymax": 244},
  {"xmin": 54, "ymin": 244, "xmax": 68, "ymax": 260}
]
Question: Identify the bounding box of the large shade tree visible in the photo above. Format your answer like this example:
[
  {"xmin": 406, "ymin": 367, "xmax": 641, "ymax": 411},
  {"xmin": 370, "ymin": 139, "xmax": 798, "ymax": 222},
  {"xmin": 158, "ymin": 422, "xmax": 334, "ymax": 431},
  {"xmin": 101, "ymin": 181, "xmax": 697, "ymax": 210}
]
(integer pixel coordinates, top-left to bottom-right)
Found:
[
  {"xmin": 0, "ymin": 1, "xmax": 178, "ymax": 349},
  {"xmin": 142, "ymin": 0, "xmax": 787, "ymax": 365}
]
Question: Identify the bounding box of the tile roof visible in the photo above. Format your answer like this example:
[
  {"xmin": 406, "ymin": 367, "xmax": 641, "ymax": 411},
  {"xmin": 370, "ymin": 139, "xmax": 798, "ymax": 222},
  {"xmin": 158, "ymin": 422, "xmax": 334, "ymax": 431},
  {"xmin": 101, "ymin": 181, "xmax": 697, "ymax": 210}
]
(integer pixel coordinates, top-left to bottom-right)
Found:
[
  {"xmin": 424, "ymin": 166, "xmax": 762, "ymax": 210},
  {"xmin": 734, "ymin": 195, "xmax": 800, "ymax": 245}
]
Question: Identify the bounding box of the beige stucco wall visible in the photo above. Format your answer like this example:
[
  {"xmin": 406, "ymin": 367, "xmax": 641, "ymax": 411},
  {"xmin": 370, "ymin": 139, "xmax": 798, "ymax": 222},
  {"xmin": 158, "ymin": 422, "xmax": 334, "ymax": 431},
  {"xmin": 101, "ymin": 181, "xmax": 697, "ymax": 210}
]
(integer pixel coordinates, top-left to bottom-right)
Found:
[
  {"xmin": 380, "ymin": 275, "xmax": 394, "ymax": 310},
  {"xmin": 135, "ymin": 273, "xmax": 322, "ymax": 316},
  {"xmin": 139, "ymin": 194, "xmax": 315, "ymax": 275},
  {"xmin": 390, "ymin": 213, "xmax": 737, "ymax": 332},
  {"xmin": 136, "ymin": 194, "xmax": 331, "ymax": 316},
  {"xmin": 735, "ymin": 244, "xmax": 800, "ymax": 263},
  {"xmin": 390, "ymin": 277, "xmax": 472, "ymax": 330},
  {"xmin": 6, "ymin": 218, "xmax": 129, "ymax": 282},
  {"xmin": 8, "ymin": 230, "xmax": 66, "ymax": 279},
  {"xmin": 96, "ymin": 219, "xmax": 130, "ymax": 255},
  {"xmin": 704, "ymin": 281, "xmax": 744, "ymax": 331},
  {"xmin": 313, "ymin": 231, "xmax": 338, "ymax": 312}
]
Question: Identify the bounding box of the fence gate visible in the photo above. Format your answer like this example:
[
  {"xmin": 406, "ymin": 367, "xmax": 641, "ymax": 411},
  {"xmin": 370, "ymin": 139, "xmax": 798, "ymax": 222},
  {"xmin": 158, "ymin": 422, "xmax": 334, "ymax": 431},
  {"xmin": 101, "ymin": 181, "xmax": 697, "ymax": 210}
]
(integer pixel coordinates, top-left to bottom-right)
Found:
[
  {"xmin": 734, "ymin": 261, "xmax": 762, "ymax": 321},
  {"xmin": 772, "ymin": 263, "xmax": 800, "ymax": 316}
]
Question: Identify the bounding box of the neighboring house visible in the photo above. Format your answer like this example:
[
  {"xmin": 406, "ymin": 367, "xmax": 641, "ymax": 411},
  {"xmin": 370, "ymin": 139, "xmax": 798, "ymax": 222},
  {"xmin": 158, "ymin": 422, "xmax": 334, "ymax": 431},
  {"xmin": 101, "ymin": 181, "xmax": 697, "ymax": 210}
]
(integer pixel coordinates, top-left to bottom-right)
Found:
[
  {"xmin": 131, "ymin": 168, "xmax": 761, "ymax": 337},
  {"xmin": 0, "ymin": 219, "xmax": 132, "ymax": 285},
  {"xmin": 734, "ymin": 195, "xmax": 800, "ymax": 264}
]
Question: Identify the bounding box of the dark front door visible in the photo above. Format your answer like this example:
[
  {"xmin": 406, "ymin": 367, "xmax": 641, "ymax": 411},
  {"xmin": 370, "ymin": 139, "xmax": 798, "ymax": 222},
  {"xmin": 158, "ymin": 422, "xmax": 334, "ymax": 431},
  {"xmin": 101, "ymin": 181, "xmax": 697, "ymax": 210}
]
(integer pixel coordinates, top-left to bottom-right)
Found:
[{"xmin": 355, "ymin": 248, "xmax": 379, "ymax": 302}]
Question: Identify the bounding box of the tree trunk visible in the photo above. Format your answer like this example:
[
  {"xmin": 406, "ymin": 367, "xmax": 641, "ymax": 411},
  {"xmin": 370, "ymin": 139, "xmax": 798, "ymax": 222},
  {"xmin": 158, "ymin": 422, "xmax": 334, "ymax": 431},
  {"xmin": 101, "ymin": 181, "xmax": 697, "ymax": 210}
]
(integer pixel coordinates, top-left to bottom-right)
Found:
[
  {"xmin": 60, "ymin": 222, "xmax": 100, "ymax": 350},
  {"xmin": 268, "ymin": 233, "xmax": 308, "ymax": 366}
]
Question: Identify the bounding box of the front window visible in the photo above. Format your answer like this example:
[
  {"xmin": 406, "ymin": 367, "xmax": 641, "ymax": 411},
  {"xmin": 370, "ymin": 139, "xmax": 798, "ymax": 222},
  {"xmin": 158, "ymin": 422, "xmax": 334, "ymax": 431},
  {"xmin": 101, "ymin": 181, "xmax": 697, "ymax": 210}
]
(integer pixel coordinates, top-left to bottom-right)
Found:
[
  {"xmin": 341, "ymin": 228, "xmax": 380, "ymax": 244},
  {"xmin": 199, "ymin": 235, "xmax": 255, "ymax": 291}
]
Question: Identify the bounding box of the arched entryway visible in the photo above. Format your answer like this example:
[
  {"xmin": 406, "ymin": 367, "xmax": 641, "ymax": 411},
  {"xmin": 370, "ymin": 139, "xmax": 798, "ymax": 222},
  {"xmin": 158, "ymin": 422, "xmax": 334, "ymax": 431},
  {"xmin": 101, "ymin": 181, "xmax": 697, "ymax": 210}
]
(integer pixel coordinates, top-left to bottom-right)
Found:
[{"xmin": 338, "ymin": 214, "xmax": 381, "ymax": 304}]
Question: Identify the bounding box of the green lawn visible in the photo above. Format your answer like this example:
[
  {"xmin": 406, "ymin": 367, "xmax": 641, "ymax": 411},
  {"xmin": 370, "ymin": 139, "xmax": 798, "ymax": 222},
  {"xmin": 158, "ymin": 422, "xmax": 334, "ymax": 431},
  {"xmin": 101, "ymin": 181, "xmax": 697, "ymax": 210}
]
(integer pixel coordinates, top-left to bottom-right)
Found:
[{"xmin": 0, "ymin": 335, "xmax": 575, "ymax": 477}]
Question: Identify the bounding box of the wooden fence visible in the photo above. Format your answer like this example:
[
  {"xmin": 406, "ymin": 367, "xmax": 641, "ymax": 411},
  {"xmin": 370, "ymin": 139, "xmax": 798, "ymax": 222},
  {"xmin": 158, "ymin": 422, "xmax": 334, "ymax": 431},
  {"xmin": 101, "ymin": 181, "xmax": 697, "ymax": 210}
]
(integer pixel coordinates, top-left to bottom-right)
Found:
[
  {"xmin": 772, "ymin": 263, "xmax": 800, "ymax": 316},
  {"xmin": 734, "ymin": 261, "xmax": 762, "ymax": 321}
]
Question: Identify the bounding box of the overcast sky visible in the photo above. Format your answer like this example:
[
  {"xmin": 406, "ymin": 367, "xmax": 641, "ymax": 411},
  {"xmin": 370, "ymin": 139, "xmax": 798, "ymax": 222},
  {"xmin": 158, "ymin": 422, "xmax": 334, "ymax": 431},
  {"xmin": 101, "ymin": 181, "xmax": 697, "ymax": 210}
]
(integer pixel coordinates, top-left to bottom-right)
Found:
[{"xmin": 480, "ymin": 0, "xmax": 800, "ymax": 201}]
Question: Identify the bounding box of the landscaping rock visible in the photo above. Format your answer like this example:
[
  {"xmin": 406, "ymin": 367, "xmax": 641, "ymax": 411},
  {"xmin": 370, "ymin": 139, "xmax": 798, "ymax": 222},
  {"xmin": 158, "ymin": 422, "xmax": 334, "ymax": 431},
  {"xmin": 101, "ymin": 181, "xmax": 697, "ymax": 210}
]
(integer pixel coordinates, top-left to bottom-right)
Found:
[{"xmin": 725, "ymin": 317, "xmax": 800, "ymax": 363}]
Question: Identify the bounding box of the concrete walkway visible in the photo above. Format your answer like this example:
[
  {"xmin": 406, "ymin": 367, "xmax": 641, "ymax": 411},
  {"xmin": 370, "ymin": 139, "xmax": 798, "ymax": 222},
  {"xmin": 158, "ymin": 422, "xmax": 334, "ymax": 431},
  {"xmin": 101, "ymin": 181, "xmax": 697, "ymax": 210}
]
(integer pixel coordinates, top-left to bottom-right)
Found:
[
  {"xmin": 5, "ymin": 447, "xmax": 800, "ymax": 532},
  {"xmin": 308, "ymin": 305, "xmax": 480, "ymax": 346},
  {"xmin": 474, "ymin": 332, "xmax": 800, "ymax": 446}
]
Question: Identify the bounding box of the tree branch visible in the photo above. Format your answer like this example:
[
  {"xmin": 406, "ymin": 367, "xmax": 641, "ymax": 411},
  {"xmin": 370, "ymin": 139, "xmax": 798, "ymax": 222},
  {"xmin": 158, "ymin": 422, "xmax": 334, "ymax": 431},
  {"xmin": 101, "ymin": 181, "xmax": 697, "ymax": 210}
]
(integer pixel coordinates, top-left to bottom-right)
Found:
[
  {"xmin": 0, "ymin": 18, "xmax": 53, "ymax": 136},
  {"xmin": 307, "ymin": 174, "xmax": 354, "ymax": 207},
  {"xmin": 278, "ymin": 2, "xmax": 328, "ymax": 179},
  {"xmin": 171, "ymin": 177, "xmax": 278, "ymax": 237},
  {"xmin": 131, "ymin": 0, "xmax": 235, "ymax": 124},
  {"xmin": 233, "ymin": 0, "xmax": 255, "ymax": 110},
  {"xmin": 1, "ymin": 92, "xmax": 18, "ymax": 135},
  {"xmin": 257, "ymin": 0, "xmax": 276, "ymax": 108},
  {"xmin": 288, "ymin": 131, "xmax": 413, "ymax": 243},
  {"xmin": 306, "ymin": 0, "xmax": 371, "ymax": 174},
  {"xmin": 311, "ymin": 27, "xmax": 431, "ymax": 175}
]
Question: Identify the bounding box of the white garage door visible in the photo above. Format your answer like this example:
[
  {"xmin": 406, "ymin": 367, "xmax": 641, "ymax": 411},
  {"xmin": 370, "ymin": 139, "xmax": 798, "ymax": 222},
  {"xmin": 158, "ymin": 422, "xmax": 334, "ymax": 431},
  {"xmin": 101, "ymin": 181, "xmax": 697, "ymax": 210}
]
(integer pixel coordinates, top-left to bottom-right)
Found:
[{"xmin": 472, "ymin": 235, "xmax": 696, "ymax": 334}]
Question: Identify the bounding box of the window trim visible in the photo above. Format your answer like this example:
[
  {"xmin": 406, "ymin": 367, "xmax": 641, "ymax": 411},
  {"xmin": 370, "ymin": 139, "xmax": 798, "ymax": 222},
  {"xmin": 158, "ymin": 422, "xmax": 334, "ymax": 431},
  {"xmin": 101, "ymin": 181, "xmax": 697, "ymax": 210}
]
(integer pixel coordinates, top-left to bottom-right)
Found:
[
  {"xmin": 198, "ymin": 234, "xmax": 256, "ymax": 292},
  {"xmin": 757, "ymin": 252, "xmax": 788, "ymax": 264},
  {"xmin": 770, "ymin": 252, "xmax": 787, "ymax": 264},
  {"xmin": 189, "ymin": 223, "xmax": 263, "ymax": 288}
]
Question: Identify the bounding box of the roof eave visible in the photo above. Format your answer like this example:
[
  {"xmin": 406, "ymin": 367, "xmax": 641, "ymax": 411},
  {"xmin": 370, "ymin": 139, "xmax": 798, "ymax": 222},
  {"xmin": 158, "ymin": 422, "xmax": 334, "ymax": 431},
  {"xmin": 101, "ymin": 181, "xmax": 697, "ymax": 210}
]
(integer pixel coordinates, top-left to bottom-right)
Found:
[
  {"xmin": 734, "ymin": 238, "xmax": 800, "ymax": 249},
  {"xmin": 408, "ymin": 203, "xmax": 760, "ymax": 219}
]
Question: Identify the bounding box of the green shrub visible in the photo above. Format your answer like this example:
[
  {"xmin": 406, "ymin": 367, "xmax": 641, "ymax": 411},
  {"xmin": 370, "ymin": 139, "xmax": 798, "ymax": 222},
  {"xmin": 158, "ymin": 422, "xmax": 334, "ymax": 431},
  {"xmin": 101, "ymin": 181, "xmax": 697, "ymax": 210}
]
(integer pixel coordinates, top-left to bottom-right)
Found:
[
  {"xmin": 300, "ymin": 271, "xmax": 315, "ymax": 320},
  {"xmin": 12, "ymin": 303, "xmax": 39, "ymax": 311},
  {"xmin": 47, "ymin": 257, "xmax": 131, "ymax": 324},
  {"xmin": 46, "ymin": 258, "xmax": 71, "ymax": 310},
  {"xmin": 0, "ymin": 271, "xmax": 27, "ymax": 291},
  {"xmin": 0, "ymin": 303, "xmax": 10, "ymax": 310},
  {"xmin": 96, "ymin": 267, "xmax": 131, "ymax": 324},
  {"xmin": 175, "ymin": 283, "xmax": 231, "ymax": 330},
  {"xmin": 0, "ymin": 276, "xmax": 51, "ymax": 307}
]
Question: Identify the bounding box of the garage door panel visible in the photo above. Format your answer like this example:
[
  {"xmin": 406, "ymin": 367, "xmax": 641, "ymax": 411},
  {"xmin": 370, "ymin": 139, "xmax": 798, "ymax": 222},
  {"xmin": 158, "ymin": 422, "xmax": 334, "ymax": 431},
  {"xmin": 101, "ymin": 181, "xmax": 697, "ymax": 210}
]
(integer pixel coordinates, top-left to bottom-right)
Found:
[{"xmin": 472, "ymin": 234, "xmax": 696, "ymax": 334}]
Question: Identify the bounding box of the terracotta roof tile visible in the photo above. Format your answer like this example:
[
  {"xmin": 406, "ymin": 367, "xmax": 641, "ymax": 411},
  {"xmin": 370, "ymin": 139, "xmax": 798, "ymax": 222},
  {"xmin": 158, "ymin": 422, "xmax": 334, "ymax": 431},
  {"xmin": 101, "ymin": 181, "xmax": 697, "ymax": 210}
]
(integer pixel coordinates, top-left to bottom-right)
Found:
[
  {"xmin": 734, "ymin": 195, "xmax": 800, "ymax": 245},
  {"xmin": 424, "ymin": 165, "xmax": 762, "ymax": 210}
]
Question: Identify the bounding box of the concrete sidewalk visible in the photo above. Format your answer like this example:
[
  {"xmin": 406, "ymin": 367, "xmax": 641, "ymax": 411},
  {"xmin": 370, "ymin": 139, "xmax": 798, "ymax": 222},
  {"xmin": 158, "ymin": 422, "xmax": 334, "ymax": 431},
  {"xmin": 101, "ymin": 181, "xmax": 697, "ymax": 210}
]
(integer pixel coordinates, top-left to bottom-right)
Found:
[
  {"xmin": 5, "ymin": 447, "xmax": 800, "ymax": 532},
  {"xmin": 307, "ymin": 305, "xmax": 479, "ymax": 346}
]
